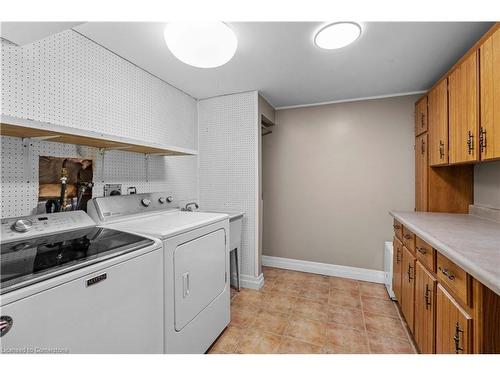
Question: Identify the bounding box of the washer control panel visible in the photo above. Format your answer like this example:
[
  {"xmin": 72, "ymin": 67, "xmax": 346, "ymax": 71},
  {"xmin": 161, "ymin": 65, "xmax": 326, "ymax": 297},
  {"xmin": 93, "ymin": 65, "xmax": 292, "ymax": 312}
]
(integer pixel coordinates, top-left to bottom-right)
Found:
[
  {"xmin": 1, "ymin": 211, "xmax": 96, "ymax": 243},
  {"xmin": 88, "ymin": 192, "xmax": 176, "ymax": 223}
]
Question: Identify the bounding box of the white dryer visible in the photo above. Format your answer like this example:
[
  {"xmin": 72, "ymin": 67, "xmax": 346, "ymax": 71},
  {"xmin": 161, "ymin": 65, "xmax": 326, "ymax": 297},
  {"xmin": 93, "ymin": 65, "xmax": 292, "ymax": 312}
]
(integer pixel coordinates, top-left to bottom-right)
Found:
[{"xmin": 88, "ymin": 193, "xmax": 230, "ymax": 354}]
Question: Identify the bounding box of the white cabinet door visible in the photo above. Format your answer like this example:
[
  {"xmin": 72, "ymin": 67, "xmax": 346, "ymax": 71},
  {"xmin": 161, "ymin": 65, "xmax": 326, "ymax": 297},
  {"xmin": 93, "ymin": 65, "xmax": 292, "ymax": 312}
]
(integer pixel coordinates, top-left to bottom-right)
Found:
[
  {"xmin": 0, "ymin": 249, "xmax": 163, "ymax": 354},
  {"xmin": 174, "ymin": 229, "xmax": 226, "ymax": 331}
]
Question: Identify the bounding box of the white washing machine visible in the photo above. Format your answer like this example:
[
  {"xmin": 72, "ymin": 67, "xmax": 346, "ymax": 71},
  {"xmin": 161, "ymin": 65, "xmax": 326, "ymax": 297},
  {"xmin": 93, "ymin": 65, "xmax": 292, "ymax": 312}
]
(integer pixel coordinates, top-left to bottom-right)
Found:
[
  {"xmin": 0, "ymin": 211, "xmax": 164, "ymax": 354},
  {"xmin": 88, "ymin": 193, "xmax": 230, "ymax": 354}
]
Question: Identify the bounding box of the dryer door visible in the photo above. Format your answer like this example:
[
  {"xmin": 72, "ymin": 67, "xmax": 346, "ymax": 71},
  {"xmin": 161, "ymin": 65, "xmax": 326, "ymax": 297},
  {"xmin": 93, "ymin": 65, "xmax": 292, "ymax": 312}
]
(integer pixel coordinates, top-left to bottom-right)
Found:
[{"xmin": 174, "ymin": 229, "xmax": 226, "ymax": 331}]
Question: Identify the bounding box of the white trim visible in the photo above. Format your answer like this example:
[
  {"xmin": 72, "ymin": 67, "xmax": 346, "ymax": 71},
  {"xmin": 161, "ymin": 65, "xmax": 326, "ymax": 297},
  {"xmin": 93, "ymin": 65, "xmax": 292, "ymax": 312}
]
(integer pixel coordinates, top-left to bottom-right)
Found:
[
  {"xmin": 262, "ymin": 255, "xmax": 385, "ymax": 284},
  {"xmin": 239, "ymin": 273, "xmax": 264, "ymax": 290},
  {"xmin": 254, "ymin": 90, "xmax": 260, "ymax": 278},
  {"xmin": 274, "ymin": 90, "xmax": 427, "ymax": 110}
]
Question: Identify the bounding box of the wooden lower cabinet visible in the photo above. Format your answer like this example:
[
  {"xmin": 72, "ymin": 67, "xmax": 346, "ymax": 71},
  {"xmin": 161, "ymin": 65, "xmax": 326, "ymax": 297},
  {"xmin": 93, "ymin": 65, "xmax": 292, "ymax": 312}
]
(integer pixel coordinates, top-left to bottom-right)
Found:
[
  {"xmin": 436, "ymin": 284, "xmax": 472, "ymax": 354},
  {"xmin": 414, "ymin": 261, "xmax": 437, "ymax": 353},
  {"xmin": 401, "ymin": 246, "xmax": 416, "ymax": 332},
  {"xmin": 392, "ymin": 237, "xmax": 403, "ymax": 302}
]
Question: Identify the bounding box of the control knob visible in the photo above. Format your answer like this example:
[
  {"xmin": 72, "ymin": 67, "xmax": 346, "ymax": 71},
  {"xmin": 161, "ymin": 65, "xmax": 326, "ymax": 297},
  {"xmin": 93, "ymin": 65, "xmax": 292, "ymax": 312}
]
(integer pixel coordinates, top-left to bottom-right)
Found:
[
  {"xmin": 158, "ymin": 197, "xmax": 166, "ymax": 204},
  {"xmin": 141, "ymin": 198, "xmax": 151, "ymax": 207},
  {"xmin": 166, "ymin": 196, "xmax": 173, "ymax": 203},
  {"xmin": 12, "ymin": 219, "xmax": 33, "ymax": 233}
]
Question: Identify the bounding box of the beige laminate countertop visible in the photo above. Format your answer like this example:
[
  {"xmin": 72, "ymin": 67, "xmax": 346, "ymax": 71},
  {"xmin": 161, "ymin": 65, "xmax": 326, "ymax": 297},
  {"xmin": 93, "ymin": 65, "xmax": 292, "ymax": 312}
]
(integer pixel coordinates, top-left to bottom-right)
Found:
[{"xmin": 389, "ymin": 211, "xmax": 500, "ymax": 296}]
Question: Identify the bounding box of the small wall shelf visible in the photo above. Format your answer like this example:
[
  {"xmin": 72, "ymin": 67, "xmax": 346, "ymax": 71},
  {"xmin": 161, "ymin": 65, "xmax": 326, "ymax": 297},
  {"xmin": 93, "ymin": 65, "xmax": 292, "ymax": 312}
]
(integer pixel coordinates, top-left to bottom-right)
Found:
[
  {"xmin": 0, "ymin": 115, "xmax": 198, "ymax": 156},
  {"xmin": 261, "ymin": 114, "xmax": 275, "ymax": 136}
]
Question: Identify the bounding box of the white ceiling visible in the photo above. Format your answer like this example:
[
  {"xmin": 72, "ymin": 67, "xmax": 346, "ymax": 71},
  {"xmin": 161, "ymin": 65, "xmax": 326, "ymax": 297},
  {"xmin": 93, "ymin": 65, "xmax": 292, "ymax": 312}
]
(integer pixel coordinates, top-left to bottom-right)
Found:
[{"xmin": 4, "ymin": 22, "xmax": 495, "ymax": 108}]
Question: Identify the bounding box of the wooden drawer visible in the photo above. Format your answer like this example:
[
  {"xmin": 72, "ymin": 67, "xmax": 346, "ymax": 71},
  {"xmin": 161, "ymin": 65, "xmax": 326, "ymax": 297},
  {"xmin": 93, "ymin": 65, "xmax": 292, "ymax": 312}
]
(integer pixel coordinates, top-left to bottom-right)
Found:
[
  {"xmin": 393, "ymin": 219, "xmax": 403, "ymax": 240},
  {"xmin": 415, "ymin": 236, "xmax": 436, "ymax": 272},
  {"xmin": 437, "ymin": 253, "xmax": 470, "ymax": 306},
  {"xmin": 402, "ymin": 227, "xmax": 416, "ymax": 253}
]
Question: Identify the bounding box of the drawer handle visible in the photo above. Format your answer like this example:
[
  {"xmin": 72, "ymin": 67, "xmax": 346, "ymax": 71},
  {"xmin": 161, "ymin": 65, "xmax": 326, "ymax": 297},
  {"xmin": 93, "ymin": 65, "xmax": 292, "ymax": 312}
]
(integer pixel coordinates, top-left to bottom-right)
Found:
[
  {"xmin": 416, "ymin": 247, "xmax": 427, "ymax": 255},
  {"xmin": 403, "ymin": 234, "xmax": 412, "ymax": 240},
  {"xmin": 438, "ymin": 266, "xmax": 456, "ymax": 280},
  {"xmin": 393, "ymin": 224, "xmax": 401, "ymax": 230},
  {"xmin": 396, "ymin": 248, "xmax": 401, "ymax": 263}
]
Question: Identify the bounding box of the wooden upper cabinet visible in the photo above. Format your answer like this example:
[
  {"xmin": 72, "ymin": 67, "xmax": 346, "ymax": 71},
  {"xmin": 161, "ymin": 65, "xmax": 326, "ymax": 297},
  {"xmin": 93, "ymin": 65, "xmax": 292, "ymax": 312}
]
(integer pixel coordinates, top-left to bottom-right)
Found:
[
  {"xmin": 415, "ymin": 133, "xmax": 428, "ymax": 211},
  {"xmin": 428, "ymin": 79, "xmax": 449, "ymax": 166},
  {"xmin": 401, "ymin": 246, "xmax": 416, "ymax": 332},
  {"xmin": 480, "ymin": 27, "xmax": 500, "ymax": 160},
  {"xmin": 415, "ymin": 96, "xmax": 428, "ymax": 136},
  {"xmin": 436, "ymin": 284, "xmax": 472, "ymax": 354},
  {"xmin": 449, "ymin": 52, "xmax": 479, "ymax": 164},
  {"xmin": 414, "ymin": 261, "xmax": 437, "ymax": 354}
]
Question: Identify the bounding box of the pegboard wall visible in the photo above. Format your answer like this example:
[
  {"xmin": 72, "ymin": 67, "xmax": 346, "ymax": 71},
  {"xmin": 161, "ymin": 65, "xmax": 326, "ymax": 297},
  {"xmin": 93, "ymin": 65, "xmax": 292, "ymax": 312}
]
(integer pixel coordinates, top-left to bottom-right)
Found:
[
  {"xmin": 1, "ymin": 30, "xmax": 198, "ymax": 217},
  {"xmin": 0, "ymin": 135, "xmax": 198, "ymax": 217},
  {"xmin": 198, "ymin": 91, "xmax": 259, "ymax": 278}
]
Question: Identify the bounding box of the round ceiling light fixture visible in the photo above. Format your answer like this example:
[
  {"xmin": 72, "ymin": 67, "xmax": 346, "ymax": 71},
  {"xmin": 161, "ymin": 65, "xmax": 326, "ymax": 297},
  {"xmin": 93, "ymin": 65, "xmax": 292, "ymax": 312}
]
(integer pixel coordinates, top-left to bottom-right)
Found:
[
  {"xmin": 163, "ymin": 22, "xmax": 238, "ymax": 68},
  {"xmin": 314, "ymin": 22, "xmax": 362, "ymax": 50}
]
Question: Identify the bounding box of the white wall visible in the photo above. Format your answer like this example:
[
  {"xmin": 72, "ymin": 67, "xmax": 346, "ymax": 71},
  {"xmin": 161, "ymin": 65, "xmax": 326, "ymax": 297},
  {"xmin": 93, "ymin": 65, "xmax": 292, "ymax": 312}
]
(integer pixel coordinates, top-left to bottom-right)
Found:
[
  {"xmin": 198, "ymin": 91, "xmax": 261, "ymax": 284},
  {"xmin": 0, "ymin": 31, "xmax": 198, "ymax": 217},
  {"xmin": 474, "ymin": 161, "xmax": 500, "ymax": 210},
  {"xmin": 262, "ymin": 95, "xmax": 418, "ymax": 271}
]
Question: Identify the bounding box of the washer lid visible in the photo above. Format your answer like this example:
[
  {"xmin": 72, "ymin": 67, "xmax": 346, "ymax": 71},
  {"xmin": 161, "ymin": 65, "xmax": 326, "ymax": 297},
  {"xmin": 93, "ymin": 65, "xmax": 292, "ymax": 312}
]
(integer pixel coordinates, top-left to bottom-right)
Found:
[
  {"xmin": 1, "ymin": 227, "xmax": 154, "ymax": 294},
  {"xmin": 104, "ymin": 210, "xmax": 229, "ymax": 240}
]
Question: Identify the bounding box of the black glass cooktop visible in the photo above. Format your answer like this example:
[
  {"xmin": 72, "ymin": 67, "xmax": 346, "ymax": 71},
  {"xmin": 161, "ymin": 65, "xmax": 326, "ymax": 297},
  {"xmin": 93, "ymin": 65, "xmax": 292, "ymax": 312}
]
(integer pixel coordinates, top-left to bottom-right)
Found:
[{"xmin": 1, "ymin": 227, "xmax": 154, "ymax": 294}]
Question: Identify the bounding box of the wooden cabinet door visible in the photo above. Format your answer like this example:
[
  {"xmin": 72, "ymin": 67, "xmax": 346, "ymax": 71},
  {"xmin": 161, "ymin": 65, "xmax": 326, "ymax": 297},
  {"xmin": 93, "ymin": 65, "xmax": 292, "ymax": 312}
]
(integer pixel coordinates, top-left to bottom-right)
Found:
[
  {"xmin": 428, "ymin": 79, "xmax": 449, "ymax": 166},
  {"xmin": 415, "ymin": 133, "xmax": 428, "ymax": 211},
  {"xmin": 480, "ymin": 27, "xmax": 500, "ymax": 160},
  {"xmin": 414, "ymin": 261, "xmax": 437, "ymax": 353},
  {"xmin": 436, "ymin": 284, "xmax": 472, "ymax": 354},
  {"xmin": 392, "ymin": 236, "xmax": 403, "ymax": 302},
  {"xmin": 449, "ymin": 52, "xmax": 479, "ymax": 164},
  {"xmin": 401, "ymin": 246, "xmax": 416, "ymax": 332},
  {"xmin": 415, "ymin": 97, "xmax": 428, "ymax": 136}
]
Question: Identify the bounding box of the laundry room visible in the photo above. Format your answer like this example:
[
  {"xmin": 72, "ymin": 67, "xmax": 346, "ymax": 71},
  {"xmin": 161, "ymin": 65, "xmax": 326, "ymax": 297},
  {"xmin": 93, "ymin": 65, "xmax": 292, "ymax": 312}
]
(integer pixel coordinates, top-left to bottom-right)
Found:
[{"xmin": 1, "ymin": 1, "xmax": 499, "ymax": 373}]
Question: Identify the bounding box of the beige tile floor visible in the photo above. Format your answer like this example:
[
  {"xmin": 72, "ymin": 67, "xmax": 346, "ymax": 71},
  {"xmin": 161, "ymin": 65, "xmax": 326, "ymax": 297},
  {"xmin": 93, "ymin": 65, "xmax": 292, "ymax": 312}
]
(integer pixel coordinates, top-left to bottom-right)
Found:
[{"xmin": 208, "ymin": 266, "xmax": 417, "ymax": 354}]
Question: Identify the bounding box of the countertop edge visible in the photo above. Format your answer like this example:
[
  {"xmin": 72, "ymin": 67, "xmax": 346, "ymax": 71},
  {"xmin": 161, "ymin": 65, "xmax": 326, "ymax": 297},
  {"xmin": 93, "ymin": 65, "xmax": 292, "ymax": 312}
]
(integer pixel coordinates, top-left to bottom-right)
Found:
[{"xmin": 389, "ymin": 211, "xmax": 500, "ymax": 296}]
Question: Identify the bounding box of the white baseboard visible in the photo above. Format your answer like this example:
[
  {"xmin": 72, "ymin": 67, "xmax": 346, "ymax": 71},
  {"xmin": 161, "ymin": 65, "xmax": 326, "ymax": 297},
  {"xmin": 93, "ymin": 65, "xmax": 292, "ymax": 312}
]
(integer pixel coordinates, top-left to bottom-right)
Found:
[
  {"xmin": 237, "ymin": 273, "xmax": 264, "ymax": 290},
  {"xmin": 262, "ymin": 255, "xmax": 385, "ymax": 284}
]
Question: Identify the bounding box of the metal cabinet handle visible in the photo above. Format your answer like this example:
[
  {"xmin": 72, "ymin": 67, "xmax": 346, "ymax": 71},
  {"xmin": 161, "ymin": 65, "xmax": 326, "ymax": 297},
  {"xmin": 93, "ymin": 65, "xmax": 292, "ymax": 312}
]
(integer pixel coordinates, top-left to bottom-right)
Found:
[
  {"xmin": 479, "ymin": 127, "xmax": 487, "ymax": 153},
  {"xmin": 403, "ymin": 234, "xmax": 412, "ymax": 240},
  {"xmin": 438, "ymin": 266, "xmax": 455, "ymax": 280},
  {"xmin": 424, "ymin": 284, "xmax": 432, "ymax": 310},
  {"xmin": 453, "ymin": 322, "xmax": 464, "ymax": 354},
  {"xmin": 467, "ymin": 130, "xmax": 474, "ymax": 155},
  {"xmin": 396, "ymin": 248, "xmax": 401, "ymax": 263},
  {"xmin": 421, "ymin": 138, "xmax": 426, "ymax": 154},
  {"xmin": 407, "ymin": 263, "xmax": 414, "ymax": 281},
  {"xmin": 416, "ymin": 246, "xmax": 427, "ymax": 255},
  {"xmin": 393, "ymin": 224, "xmax": 401, "ymax": 230},
  {"xmin": 439, "ymin": 140, "xmax": 445, "ymax": 159}
]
